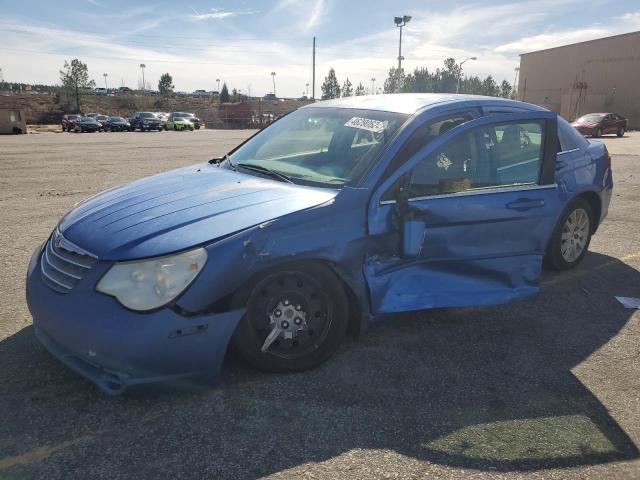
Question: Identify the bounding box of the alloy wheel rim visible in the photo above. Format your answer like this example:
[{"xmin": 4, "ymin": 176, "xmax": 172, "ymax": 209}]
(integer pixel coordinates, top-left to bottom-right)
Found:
[{"xmin": 561, "ymin": 208, "xmax": 589, "ymax": 262}]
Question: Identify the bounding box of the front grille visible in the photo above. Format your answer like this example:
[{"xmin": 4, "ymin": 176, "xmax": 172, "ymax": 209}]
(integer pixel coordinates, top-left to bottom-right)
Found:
[{"xmin": 40, "ymin": 231, "xmax": 98, "ymax": 293}]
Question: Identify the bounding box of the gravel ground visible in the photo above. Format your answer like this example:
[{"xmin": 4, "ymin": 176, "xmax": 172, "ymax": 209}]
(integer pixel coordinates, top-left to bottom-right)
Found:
[{"xmin": 0, "ymin": 129, "xmax": 638, "ymax": 480}]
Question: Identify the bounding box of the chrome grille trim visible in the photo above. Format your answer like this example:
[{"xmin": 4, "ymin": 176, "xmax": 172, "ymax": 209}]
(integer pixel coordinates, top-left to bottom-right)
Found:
[{"xmin": 40, "ymin": 230, "xmax": 98, "ymax": 293}]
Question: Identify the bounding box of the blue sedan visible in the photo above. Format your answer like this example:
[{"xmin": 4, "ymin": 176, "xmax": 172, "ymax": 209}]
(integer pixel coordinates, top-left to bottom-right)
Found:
[{"xmin": 26, "ymin": 94, "xmax": 613, "ymax": 394}]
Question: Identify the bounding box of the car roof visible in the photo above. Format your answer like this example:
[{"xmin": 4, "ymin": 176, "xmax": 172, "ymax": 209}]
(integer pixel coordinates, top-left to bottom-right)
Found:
[{"xmin": 303, "ymin": 93, "xmax": 546, "ymax": 115}]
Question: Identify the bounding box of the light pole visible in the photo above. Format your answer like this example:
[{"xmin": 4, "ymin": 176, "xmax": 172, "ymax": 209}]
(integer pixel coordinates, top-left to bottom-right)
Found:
[
  {"xmin": 271, "ymin": 72, "xmax": 276, "ymax": 97},
  {"xmin": 139, "ymin": 64, "xmax": 146, "ymax": 92},
  {"xmin": 394, "ymin": 15, "xmax": 412, "ymax": 92},
  {"xmin": 456, "ymin": 56, "xmax": 477, "ymax": 94},
  {"xmin": 513, "ymin": 67, "xmax": 520, "ymax": 99},
  {"xmin": 305, "ymin": 82, "xmax": 309, "ymax": 97},
  {"xmin": 103, "ymin": 73, "xmax": 108, "ymax": 91},
  {"xmin": 371, "ymin": 77, "xmax": 376, "ymax": 94},
  {"xmin": 216, "ymin": 78, "xmax": 220, "ymax": 92}
]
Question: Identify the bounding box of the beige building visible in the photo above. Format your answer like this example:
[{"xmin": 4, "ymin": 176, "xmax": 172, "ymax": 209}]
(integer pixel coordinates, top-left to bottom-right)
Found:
[
  {"xmin": 518, "ymin": 31, "xmax": 640, "ymax": 128},
  {"xmin": 0, "ymin": 108, "xmax": 27, "ymax": 134}
]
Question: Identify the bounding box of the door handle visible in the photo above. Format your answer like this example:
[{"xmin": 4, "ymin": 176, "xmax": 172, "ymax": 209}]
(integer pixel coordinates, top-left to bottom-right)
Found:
[{"xmin": 506, "ymin": 198, "xmax": 545, "ymax": 211}]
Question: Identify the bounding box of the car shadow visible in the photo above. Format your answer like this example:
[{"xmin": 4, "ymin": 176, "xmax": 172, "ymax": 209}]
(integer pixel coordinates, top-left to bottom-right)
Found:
[{"xmin": 0, "ymin": 252, "xmax": 638, "ymax": 478}]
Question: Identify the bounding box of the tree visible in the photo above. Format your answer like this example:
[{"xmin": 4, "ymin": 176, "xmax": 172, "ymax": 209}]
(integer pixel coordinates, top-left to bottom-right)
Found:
[
  {"xmin": 500, "ymin": 79, "xmax": 512, "ymax": 98},
  {"xmin": 158, "ymin": 73, "xmax": 174, "ymax": 97},
  {"xmin": 321, "ymin": 68, "xmax": 340, "ymax": 99},
  {"xmin": 481, "ymin": 75, "xmax": 500, "ymax": 97},
  {"xmin": 342, "ymin": 78, "xmax": 353, "ymax": 97},
  {"xmin": 354, "ymin": 82, "xmax": 366, "ymax": 96},
  {"xmin": 219, "ymin": 82, "xmax": 230, "ymax": 103},
  {"xmin": 383, "ymin": 67, "xmax": 405, "ymax": 93},
  {"xmin": 59, "ymin": 58, "xmax": 95, "ymax": 113}
]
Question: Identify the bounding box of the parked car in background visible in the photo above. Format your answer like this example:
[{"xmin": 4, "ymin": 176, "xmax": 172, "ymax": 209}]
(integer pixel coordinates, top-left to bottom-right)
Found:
[
  {"xmin": 263, "ymin": 93, "xmax": 277, "ymax": 100},
  {"xmin": 117, "ymin": 87, "xmax": 132, "ymax": 95},
  {"xmin": 155, "ymin": 112, "xmax": 168, "ymax": 128},
  {"xmin": 72, "ymin": 116, "xmax": 103, "ymax": 132},
  {"xmin": 94, "ymin": 88, "xmax": 107, "ymax": 95},
  {"xmin": 27, "ymin": 94, "xmax": 613, "ymax": 394},
  {"xmin": 94, "ymin": 115, "xmax": 109, "ymax": 128},
  {"xmin": 171, "ymin": 112, "xmax": 202, "ymax": 129},
  {"xmin": 129, "ymin": 112, "xmax": 163, "ymax": 132},
  {"xmin": 85, "ymin": 113, "xmax": 99, "ymax": 118},
  {"xmin": 192, "ymin": 89, "xmax": 210, "ymax": 97},
  {"xmin": 103, "ymin": 116, "xmax": 131, "ymax": 132},
  {"xmin": 572, "ymin": 113, "xmax": 627, "ymax": 137},
  {"xmin": 165, "ymin": 114, "xmax": 194, "ymax": 131},
  {"xmin": 61, "ymin": 114, "xmax": 80, "ymax": 132}
]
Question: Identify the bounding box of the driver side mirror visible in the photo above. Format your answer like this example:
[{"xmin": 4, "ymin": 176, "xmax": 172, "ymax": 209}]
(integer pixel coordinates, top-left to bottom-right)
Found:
[{"xmin": 394, "ymin": 180, "xmax": 426, "ymax": 258}]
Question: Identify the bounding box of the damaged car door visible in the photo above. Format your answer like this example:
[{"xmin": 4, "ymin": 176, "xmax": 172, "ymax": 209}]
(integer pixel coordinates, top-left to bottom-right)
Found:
[{"xmin": 365, "ymin": 112, "xmax": 560, "ymax": 314}]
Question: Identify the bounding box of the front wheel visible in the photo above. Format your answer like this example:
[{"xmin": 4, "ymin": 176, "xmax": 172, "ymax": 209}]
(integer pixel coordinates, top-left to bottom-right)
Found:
[
  {"xmin": 617, "ymin": 127, "xmax": 625, "ymax": 137},
  {"xmin": 594, "ymin": 128, "xmax": 602, "ymax": 138},
  {"xmin": 545, "ymin": 198, "xmax": 593, "ymax": 270},
  {"xmin": 231, "ymin": 264, "xmax": 349, "ymax": 373}
]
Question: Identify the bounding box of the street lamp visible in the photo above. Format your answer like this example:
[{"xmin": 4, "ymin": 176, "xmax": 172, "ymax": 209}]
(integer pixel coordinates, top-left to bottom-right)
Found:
[
  {"xmin": 456, "ymin": 56, "xmax": 477, "ymax": 94},
  {"xmin": 371, "ymin": 77, "xmax": 376, "ymax": 94},
  {"xmin": 513, "ymin": 67, "xmax": 520, "ymax": 99},
  {"xmin": 216, "ymin": 78, "xmax": 220, "ymax": 92},
  {"xmin": 103, "ymin": 73, "xmax": 108, "ymax": 91},
  {"xmin": 394, "ymin": 15, "xmax": 412, "ymax": 92},
  {"xmin": 139, "ymin": 63, "xmax": 146, "ymax": 92},
  {"xmin": 271, "ymin": 72, "xmax": 277, "ymax": 97},
  {"xmin": 305, "ymin": 82, "xmax": 309, "ymax": 97}
]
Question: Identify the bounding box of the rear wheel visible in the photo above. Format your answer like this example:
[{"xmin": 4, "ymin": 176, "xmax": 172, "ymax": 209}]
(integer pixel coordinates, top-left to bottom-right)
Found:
[
  {"xmin": 174, "ymin": 125, "xmax": 178, "ymax": 131},
  {"xmin": 545, "ymin": 198, "xmax": 593, "ymax": 270},
  {"xmin": 231, "ymin": 264, "xmax": 349, "ymax": 372},
  {"xmin": 617, "ymin": 127, "xmax": 625, "ymax": 137}
]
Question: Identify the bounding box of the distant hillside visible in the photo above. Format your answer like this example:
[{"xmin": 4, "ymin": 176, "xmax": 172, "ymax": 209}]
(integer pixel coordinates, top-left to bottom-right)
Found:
[{"xmin": 0, "ymin": 93, "xmax": 313, "ymax": 128}]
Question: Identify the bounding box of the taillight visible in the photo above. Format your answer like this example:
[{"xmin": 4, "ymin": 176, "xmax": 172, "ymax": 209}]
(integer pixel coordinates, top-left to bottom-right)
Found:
[{"xmin": 604, "ymin": 146, "xmax": 611, "ymax": 170}]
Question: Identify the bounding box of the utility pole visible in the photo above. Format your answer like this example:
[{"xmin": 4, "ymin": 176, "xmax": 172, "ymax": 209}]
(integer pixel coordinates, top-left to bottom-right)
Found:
[
  {"xmin": 216, "ymin": 78, "xmax": 220, "ymax": 92},
  {"xmin": 312, "ymin": 36, "xmax": 316, "ymax": 101},
  {"xmin": 103, "ymin": 73, "xmax": 108, "ymax": 91},
  {"xmin": 394, "ymin": 16, "xmax": 411, "ymax": 93},
  {"xmin": 306, "ymin": 82, "xmax": 309, "ymax": 97},
  {"xmin": 139, "ymin": 64, "xmax": 146, "ymax": 93},
  {"xmin": 371, "ymin": 77, "xmax": 376, "ymax": 94},
  {"xmin": 271, "ymin": 71, "xmax": 276, "ymax": 97}
]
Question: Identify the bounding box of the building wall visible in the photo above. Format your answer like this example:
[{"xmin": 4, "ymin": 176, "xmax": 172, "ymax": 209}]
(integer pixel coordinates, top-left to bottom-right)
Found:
[
  {"xmin": 0, "ymin": 109, "xmax": 27, "ymax": 134},
  {"xmin": 518, "ymin": 31, "xmax": 640, "ymax": 128}
]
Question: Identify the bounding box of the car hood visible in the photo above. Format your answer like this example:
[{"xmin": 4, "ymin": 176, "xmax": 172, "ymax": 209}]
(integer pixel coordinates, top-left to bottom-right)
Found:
[{"xmin": 59, "ymin": 164, "xmax": 337, "ymax": 260}]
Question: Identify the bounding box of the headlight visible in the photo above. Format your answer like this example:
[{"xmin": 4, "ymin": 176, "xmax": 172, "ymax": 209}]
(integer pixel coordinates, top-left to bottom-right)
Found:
[{"xmin": 96, "ymin": 247, "xmax": 207, "ymax": 311}]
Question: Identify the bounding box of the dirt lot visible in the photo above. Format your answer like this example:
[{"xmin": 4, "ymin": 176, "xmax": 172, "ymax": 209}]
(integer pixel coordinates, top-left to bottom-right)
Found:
[{"xmin": 0, "ymin": 129, "xmax": 639, "ymax": 479}]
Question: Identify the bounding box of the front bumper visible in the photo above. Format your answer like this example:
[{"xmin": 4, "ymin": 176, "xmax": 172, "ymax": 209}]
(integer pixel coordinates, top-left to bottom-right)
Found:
[{"xmin": 26, "ymin": 246, "xmax": 244, "ymax": 395}]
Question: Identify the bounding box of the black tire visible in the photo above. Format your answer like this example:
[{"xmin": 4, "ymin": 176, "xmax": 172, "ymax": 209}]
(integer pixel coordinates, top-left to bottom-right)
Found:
[
  {"xmin": 231, "ymin": 263, "xmax": 349, "ymax": 373},
  {"xmin": 164, "ymin": 124, "xmax": 168, "ymax": 131},
  {"xmin": 594, "ymin": 128, "xmax": 602, "ymax": 138},
  {"xmin": 174, "ymin": 125, "xmax": 178, "ymax": 131},
  {"xmin": 545, "ymin": 197, "xmax": 593, "ymax": 271},
  {"xmin": 61, "ymin": 125, "xmax": 66, "ymax": 132},
  {"xmin": 617, "ymin": 127, "xmax": 625, "ymax": 137}
]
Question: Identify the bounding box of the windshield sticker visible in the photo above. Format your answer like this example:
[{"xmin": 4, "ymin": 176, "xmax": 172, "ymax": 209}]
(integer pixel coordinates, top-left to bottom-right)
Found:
[{"xmin": 344, "ymin": 117, "xmax": 386, "ymax": 133}]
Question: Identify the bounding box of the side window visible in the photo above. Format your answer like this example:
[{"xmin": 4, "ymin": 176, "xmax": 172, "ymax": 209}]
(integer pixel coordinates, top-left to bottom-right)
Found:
[
  {"xmin": 407, "ymin": 121, "xmax": 544, "ymax": 198},
  {"xmin": 381, "ymin": 113, "xmax": 473, "ymax": 201},
  {"xmin": 558, "ymin": 116, "xmax": 588, "ymax": 151}
]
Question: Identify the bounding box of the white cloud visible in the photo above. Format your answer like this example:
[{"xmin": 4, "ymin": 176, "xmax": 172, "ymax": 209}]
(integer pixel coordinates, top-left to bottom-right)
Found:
[
  {"xmin": 617, "ymin": 11, "xmax": 640, "ymax": 26},
  {"xmin": 271, "ymin": 0, "xmax": 328, "ymax": 32},
  {"xmin": 495, "ymin": 28, "xmax": 610, "ymax": 53},
  {"xmin": 189, "ymin": 8, "xmax": 258, "ymax": 21}
]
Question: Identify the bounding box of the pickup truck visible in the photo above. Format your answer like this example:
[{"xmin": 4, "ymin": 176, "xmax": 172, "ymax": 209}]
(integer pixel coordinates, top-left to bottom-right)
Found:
[{"xmin": 129, "ymin": 112, "xmax": 163, "ymax": 132}]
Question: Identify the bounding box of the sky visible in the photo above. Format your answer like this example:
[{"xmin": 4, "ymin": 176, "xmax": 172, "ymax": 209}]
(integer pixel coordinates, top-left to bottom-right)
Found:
[{"xmin": 1, "ymin": 0, "xmax": 639, "ymax": 97}]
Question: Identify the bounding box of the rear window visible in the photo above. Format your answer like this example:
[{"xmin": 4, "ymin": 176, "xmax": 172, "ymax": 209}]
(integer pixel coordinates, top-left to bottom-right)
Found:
[{"xmin": 558, "ymin": 116, "xmax": 588, "ymax": 151}]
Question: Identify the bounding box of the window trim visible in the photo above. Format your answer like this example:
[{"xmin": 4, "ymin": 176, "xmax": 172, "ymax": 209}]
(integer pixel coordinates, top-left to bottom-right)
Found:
[{"xmin": 380, "ymin": 183, "xmax": 558, "ymax": 205}]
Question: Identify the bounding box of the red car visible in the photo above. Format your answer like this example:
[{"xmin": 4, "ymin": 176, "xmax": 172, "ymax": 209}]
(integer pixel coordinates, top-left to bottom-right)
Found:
[
  {"xmin": 61, "ymin": 114, "xmax": 80, "ymax": 132},
  {"xmin": 572, "ymin": 113, "xmax": 627, "ymax": 138}
]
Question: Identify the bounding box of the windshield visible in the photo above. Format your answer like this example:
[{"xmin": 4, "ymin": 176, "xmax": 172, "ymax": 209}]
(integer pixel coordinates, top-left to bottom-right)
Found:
[
  {"xmin": 140, "ymin": 112, "xmax": 156, "ymax": 118},
  {"xmin": 579, "ymin": 114, "xmax": 605, "ymax": 122},
  {"xmin": 96, "ymin": 115, "xmax": 108, "ymax": 121},
  {"xmin": 227, "ymin": 107, "xmax": 408, "ymax": 187}
]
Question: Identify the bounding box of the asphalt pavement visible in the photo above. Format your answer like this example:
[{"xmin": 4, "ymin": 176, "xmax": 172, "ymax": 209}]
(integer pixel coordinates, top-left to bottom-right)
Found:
[{"xmin": 0, "ymin": 129, "xmax": 638, "ymax": 479}]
